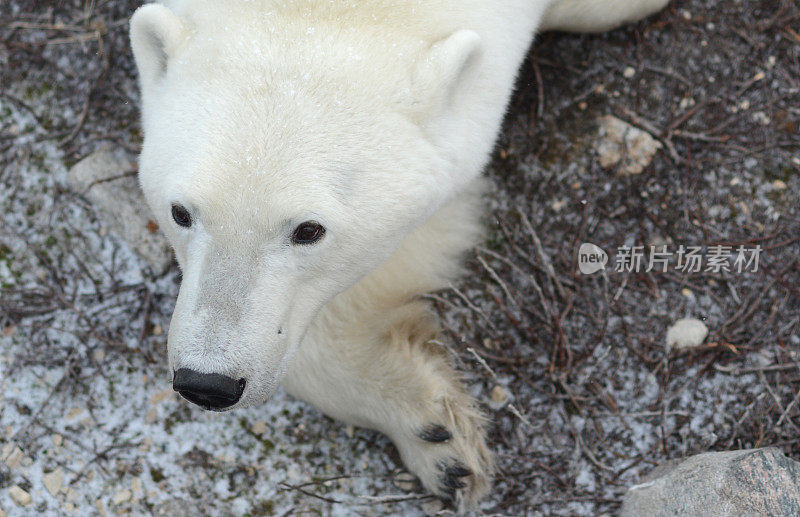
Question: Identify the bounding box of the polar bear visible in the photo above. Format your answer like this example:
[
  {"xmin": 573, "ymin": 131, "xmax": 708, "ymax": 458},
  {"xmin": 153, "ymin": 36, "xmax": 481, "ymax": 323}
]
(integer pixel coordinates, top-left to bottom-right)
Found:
[{"xmin": 129, "ymin": 0, "xmax": 669, "ymax": 510}]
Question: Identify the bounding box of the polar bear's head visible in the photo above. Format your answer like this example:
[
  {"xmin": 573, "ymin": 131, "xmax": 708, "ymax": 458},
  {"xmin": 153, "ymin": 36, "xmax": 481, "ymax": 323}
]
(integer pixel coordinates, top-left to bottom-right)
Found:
[{"xmin": 130, "ymin": 3, "xmax": 481, "ymax": 410}]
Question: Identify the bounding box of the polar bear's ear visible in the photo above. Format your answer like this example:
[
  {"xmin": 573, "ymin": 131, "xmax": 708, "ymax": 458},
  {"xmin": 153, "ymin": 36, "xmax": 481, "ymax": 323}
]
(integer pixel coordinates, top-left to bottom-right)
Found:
[
  {"xmin": 411, "ymin": 30, "xmax": 482, "ymax": 116},
  {"xmin": 130, "ymin": 4, "xmax": 186, "ymax": 88}
]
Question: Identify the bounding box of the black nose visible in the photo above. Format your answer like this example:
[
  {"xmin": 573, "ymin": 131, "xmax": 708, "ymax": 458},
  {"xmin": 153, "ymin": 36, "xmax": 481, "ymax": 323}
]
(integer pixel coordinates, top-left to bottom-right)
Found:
[{"xmin": 172, "ymin": 368, "xmax": 245, "ymax": 410}]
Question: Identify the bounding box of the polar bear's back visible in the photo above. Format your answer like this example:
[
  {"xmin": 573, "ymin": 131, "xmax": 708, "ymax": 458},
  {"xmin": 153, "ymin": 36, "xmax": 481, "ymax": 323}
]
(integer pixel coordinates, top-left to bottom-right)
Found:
[{"xmin": 160, "ymin": 0, "xmax": 548, "ymax": 43}]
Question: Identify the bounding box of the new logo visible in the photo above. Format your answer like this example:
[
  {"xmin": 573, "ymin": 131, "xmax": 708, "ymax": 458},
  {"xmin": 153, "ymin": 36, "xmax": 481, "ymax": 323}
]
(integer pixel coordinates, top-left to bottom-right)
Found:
[{"xmin": 578, "ymin": 243, "xmax": 607, "ymax": 274}]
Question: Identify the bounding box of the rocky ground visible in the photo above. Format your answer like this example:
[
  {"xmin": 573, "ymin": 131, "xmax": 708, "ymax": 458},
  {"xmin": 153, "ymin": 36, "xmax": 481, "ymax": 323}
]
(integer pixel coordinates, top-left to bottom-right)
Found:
[{"xmin": 1, "ymin": 0, "xmax": 799, "ymax": 515}]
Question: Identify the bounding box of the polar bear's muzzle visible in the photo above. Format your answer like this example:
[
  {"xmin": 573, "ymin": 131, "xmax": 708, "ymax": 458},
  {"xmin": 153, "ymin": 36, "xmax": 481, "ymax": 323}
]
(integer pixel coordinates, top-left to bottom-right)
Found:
[{"xmin": 172, "ymin": 368, "xmax": 247, "ymax": 411}]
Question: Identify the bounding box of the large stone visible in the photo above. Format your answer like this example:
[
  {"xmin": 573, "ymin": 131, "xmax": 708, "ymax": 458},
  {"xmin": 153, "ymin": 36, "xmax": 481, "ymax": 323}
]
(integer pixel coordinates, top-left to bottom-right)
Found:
[
  {"xmin": 68, "ymin": 146, "xmax": 172, "ymax": 272},
  {"xmin": 620, "ymin": 448, "xmax": 800, "ymax": 517},
  {"xmin": 595, "ymin": 115, "xmax": 662, "ymax": 175},
  {"xmin": 665, "ymin": 317, "xmax": 709, "ymax": 353}
]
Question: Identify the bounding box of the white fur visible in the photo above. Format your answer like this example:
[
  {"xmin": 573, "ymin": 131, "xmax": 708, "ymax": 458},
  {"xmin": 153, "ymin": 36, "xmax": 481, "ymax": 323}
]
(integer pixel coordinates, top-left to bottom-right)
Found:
[
  {"xmin": 542, "ymin": 0, "xmax": 671, "ymax": 32},
  {"xmin": 129, "ymin": 0, "xmax": 669, "ymax": 510}
]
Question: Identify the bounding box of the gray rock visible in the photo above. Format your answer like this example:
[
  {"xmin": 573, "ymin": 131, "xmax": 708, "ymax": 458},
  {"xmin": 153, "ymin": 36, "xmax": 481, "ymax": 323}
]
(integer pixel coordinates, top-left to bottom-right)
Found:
[
  {"xmin": 68, "ymin": 146, "xmax": 172, "ymax": 272},
  {"xmin": 595, "ymin": 115, "xmax": 662, "ymax": 175},
  {"xmin": 620, "ymin": 448, "xmax": 800, "ymax": 517}
]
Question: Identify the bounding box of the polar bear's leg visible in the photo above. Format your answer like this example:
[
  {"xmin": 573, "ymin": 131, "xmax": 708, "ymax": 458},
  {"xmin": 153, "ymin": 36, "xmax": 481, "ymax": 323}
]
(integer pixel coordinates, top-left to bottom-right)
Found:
[
  {"xmin": 541, "ymin": 0, "xmax": 670, "ymax": 33},
  {"xmin": 282, "ymin": 299, "xmax": 492, "ymax": 511}
]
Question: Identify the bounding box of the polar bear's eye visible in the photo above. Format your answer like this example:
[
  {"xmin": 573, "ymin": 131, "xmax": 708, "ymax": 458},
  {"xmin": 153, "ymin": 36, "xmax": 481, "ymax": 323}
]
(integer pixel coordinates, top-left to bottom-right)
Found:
[
  {"xmin": 291, "ymin": 221, "xmax": 325, "ymax": 245},
  {"xmin": 171, "ymin": 204, "xmax": 192, "ymax": 228}
]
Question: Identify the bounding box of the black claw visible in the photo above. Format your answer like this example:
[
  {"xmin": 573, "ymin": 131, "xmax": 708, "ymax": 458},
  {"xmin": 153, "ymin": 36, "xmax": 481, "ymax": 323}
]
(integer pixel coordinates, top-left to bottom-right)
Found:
[
  {"xmin": 445, "ymin": 463, "xmax": 472, "ymax": 478},
  {"xmin": 440, "ymin": 486, "xmax": 457, "ymax": 501},
  {"xmin": 442, "ymin": 475, "xmax": 467, "ymax": 489},
  {"xmin": 419, "ymin": 424, "xmax": 451, "ymax": 443}
]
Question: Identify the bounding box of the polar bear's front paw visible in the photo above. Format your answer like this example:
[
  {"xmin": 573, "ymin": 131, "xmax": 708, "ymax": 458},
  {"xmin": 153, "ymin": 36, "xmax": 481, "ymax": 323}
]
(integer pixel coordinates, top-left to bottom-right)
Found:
[{"xmin": 394, "ymin": 399, "xmax": 493, "ymax": 512}]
